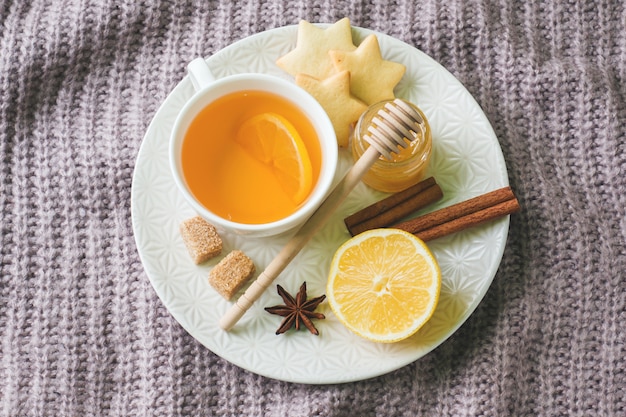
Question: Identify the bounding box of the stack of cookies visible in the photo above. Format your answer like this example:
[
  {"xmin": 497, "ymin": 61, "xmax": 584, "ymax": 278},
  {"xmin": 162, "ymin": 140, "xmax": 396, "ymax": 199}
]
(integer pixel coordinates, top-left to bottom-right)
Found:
[{"xmin": 276, "ymin": 18, "xmax": 406, "ymax": 147}]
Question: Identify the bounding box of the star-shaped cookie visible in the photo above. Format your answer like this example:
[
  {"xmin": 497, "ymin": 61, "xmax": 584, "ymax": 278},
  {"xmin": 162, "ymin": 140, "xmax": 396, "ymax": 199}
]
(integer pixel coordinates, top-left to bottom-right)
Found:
[
  {"xmin": 277, "ymin": 18, "xmax": 357, "ymax": 80},
  {"xmin": 296, "ymin": 71, "xmax": 367, "ymax": 147},
  {"xmin": 329, "ymin": 34, "xmax": 406, "ymax": 105}
]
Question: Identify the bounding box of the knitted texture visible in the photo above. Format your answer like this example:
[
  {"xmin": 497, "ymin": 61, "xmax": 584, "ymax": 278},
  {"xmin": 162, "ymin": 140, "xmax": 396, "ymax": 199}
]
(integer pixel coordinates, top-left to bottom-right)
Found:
[{"xmin": 1, "ymin": 1, "xmax": 625, "ymax": 416}]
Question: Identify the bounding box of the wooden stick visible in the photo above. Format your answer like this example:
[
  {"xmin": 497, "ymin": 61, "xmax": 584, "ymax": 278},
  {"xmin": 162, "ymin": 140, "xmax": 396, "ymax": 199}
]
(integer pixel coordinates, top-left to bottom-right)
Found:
[
  {"xmin": 344, "ymin": 177, "xmax": 443, "ymax": 236},
  {"xmin": 219, "ymin": 146, "xmax": 382, "ymax": 331},
  {"xmin": 393, "ymin": 187, "xmax": 519, "ymax": 241}
]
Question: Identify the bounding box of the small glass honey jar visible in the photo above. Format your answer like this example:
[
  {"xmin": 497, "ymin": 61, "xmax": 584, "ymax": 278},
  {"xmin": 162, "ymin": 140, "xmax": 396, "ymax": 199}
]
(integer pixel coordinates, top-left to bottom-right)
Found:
[{"xmin": 351, "ymin": 99, "xmax": 432, "ymax": 193}]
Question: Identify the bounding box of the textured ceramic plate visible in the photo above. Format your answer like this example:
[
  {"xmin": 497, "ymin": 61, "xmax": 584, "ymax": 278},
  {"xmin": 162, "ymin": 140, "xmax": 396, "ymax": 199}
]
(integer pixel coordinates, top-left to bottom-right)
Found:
[{"xmin": 131, "ymin": 24, "xmax": 510, "ymax": 384}]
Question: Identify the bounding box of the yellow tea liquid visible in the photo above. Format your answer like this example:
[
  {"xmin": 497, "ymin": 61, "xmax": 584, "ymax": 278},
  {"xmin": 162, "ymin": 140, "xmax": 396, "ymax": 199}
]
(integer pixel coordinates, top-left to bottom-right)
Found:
[{"xmin": 182, "ymin": 90, "xmax": 322, "ymax": 224}]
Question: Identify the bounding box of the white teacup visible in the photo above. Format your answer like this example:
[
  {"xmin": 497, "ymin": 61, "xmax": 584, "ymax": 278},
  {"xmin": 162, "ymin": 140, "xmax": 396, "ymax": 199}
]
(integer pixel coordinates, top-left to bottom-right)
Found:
[{"xmin": 170, "ymin": 58, "xmax": 338, "ymax": 237}]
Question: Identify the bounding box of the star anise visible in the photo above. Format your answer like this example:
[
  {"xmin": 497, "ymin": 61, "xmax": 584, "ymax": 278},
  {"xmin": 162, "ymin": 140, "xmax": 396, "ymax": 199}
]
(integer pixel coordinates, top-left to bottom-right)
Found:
[{"xmin": 264, "ymin": 282, "xmax": 326, "ymax": 335}]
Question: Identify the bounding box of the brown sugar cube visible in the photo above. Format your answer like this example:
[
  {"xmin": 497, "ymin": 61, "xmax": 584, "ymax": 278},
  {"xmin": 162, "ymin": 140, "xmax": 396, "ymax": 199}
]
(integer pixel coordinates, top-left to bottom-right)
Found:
[
  {"xmin": 179, "ymin": 216, "xmax": 223, "ymax": 264},
  {"xmin": 209, "ymin": 250, "xmax": 256, "ymax": 300}
]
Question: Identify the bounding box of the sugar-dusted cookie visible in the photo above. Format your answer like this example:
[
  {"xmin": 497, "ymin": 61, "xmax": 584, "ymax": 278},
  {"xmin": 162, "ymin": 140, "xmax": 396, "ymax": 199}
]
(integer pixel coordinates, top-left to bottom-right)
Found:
[
  {"xmin": 276, "ymin": 18, "xmax": 356, "ymax": 80},
  {"xmin": 329, "ymin": 34, "xmax": 406, "ymax": 105},
  {"xmin": 296, "ymin": 71, "xmax": 368, "ymax": 147}
]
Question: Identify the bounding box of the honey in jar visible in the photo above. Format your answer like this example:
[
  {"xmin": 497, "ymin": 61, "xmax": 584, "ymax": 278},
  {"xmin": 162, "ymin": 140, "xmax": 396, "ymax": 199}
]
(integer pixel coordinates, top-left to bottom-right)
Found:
[{"xmin": 351, "ymin": 99, "xmax": 432, "ymax": 193}]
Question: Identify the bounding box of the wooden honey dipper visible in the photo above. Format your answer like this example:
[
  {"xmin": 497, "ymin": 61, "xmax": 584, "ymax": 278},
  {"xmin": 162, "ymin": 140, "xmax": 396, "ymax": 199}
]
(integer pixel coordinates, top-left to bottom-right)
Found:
[{"xmin": 219, "ymin": 98, "xmax": 425, "ymax": 331}]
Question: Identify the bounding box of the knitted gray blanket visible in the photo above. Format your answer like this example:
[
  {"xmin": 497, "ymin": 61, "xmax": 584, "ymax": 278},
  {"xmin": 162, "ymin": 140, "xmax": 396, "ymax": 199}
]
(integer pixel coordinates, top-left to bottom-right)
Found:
[{"xmin": 1, "ymin": 1, "xmax": 624, "ymax": 416}]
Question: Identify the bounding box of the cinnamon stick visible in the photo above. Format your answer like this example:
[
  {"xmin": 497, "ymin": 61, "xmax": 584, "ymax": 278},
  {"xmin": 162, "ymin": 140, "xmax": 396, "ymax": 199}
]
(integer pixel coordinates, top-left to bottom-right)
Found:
[
  {"xmin": 393, "ymin": 187, "xmax": 520, "ymax": 241},
  {"xmin": 344, "ymin": 177, "xmax": 443, "ymax": 236}
]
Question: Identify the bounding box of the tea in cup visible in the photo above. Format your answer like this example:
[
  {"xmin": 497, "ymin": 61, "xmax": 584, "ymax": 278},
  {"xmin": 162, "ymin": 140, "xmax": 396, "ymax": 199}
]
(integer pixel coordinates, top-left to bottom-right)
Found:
[{"xmin": 170, "ymin": 58, "xmax": 338, "ymax": 237}]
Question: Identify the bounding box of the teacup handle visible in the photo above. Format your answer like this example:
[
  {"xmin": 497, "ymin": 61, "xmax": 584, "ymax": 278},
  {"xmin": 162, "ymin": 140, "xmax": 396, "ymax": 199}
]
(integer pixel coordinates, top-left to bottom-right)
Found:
[{"xmin": 187, "ymin": 57, "xmax": 216, "ymax": 91}]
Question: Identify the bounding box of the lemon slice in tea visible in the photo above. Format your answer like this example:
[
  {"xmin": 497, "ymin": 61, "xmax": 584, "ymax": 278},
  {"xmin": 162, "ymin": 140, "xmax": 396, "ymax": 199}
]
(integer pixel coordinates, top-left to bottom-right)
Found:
[{"xmin": 237, "ymin": 112, "xmax": 313, "ymax": 205}]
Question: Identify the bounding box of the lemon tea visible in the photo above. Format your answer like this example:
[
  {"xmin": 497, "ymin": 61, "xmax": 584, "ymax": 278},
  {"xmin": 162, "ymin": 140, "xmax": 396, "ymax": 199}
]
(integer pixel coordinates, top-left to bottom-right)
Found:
[{"xmin": 181, "ymin": 90, "xmax": 322, "ymax": 224}]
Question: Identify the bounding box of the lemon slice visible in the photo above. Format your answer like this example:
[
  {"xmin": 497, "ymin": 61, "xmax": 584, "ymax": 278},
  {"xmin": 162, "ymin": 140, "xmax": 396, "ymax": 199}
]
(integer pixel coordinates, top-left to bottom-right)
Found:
[
  {"xmin": 236, "ymin": 112, "xmax": 313, "ymax": 205},
  {"xmin": 327, "ymin": 228, "xmax": 441, "ymax": 343}
]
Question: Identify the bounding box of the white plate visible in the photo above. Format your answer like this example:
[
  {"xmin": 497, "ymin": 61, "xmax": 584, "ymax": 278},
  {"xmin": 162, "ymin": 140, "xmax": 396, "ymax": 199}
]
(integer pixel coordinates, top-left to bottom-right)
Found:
[{"xmin": 131, "ymin": 24, "xmax": 510, "ymax": 384}]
